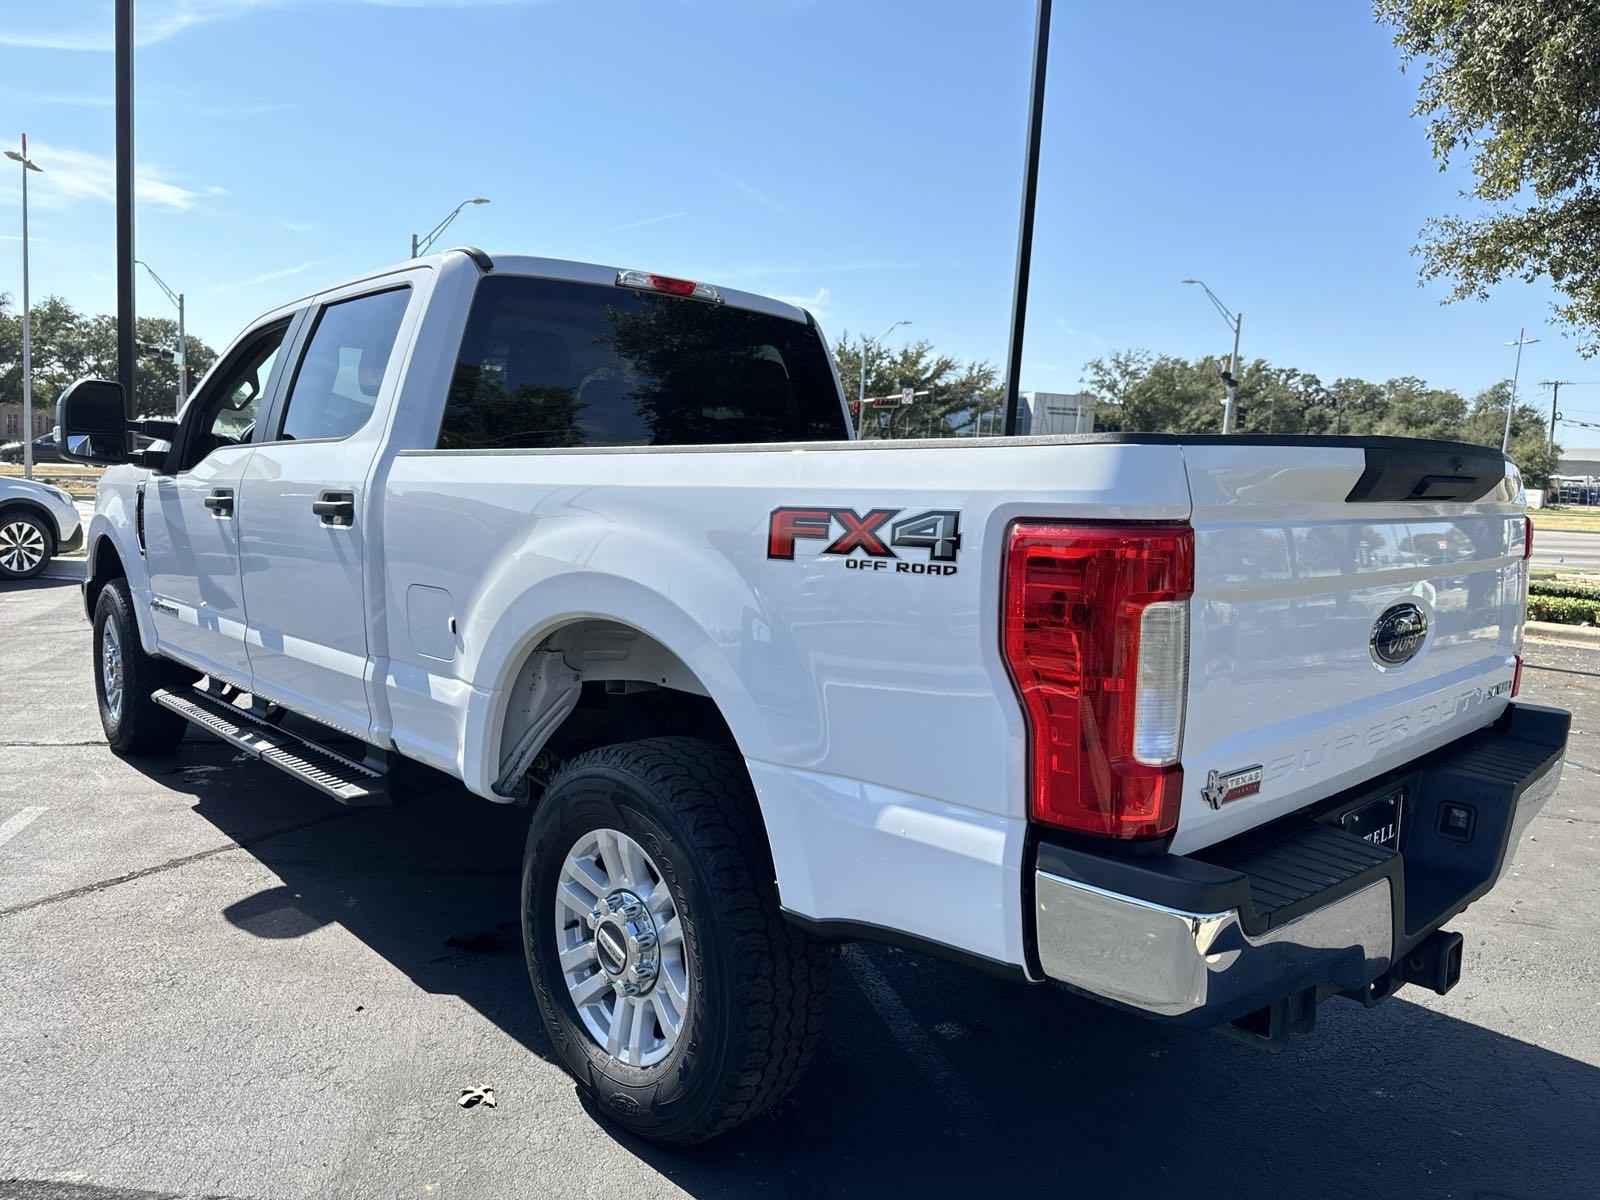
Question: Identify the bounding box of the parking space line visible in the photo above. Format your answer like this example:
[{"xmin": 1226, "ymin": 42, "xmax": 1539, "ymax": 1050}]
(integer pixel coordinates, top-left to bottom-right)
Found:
[{"xmin": 0, "ymin": 805, "xmax": 47, "ymax": 849}]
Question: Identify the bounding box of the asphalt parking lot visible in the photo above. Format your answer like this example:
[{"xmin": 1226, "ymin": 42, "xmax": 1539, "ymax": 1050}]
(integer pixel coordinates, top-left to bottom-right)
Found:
[{"xmin": 1, "ymin": 577, "xmax": 1597, "ymax": 1199}]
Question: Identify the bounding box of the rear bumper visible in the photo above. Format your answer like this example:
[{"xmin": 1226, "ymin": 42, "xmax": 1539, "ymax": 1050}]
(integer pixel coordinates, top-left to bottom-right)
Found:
[{"xmin": 1033, "ymin": 702, "xmax": 1567, "ymax": 1027}]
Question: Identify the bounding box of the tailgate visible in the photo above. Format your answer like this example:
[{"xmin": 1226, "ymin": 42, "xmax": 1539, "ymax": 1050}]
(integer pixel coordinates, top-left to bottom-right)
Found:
[{"xmin": 1172, "ymin": 440, "xmax": 1528, "ymax": 854}]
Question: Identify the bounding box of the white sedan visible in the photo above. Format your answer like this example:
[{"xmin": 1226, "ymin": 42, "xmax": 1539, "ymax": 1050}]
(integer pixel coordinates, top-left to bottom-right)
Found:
[{"xmin": 0, "ymin": 477, "xmax": 82, "ymax": 580}]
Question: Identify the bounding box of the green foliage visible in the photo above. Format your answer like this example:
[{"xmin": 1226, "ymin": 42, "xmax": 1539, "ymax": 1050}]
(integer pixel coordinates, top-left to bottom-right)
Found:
[
  {"xmin": 1529, "ymin": 580, "xmax": 1600, "ymax": 602},
  {"xmin": 1081, "ymin": 349, "xmax": 1561, "ymax": 485},
  {"xmin": 832, "ymin": 333, "xmax": 1002, "ymax": 438},
  {"xmin": 1527, "ymin": 594, "xmax": 1600, "ymax": 625},
  {"xmin": 1376, "ymin": 1, "xmax": 1600, "ymax": 355},
  {"xmin": 0, "ymin": 293, "xmax": 217, "ymax": 419}
]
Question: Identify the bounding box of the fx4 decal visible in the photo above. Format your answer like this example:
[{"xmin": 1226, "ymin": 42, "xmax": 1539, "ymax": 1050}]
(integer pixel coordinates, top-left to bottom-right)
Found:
[{"xmin": 767, "ymin": 507, "xmax": 962, "ymax": 574}]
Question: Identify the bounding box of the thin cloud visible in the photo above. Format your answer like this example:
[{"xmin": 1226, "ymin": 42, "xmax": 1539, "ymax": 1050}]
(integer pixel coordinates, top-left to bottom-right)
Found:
[
  {"xmin": 709, "ymin": 261, "xmax": 917, "ymax": 282},
  {"xmin": 211, "ymin": 259, "xmax": 325, "ymax": 292},
  {"xmin": 621, "ymin": 211, "xmax": 687, "ymax": 231},
  {"xmin": 771, "ymin": 287, "xmax": 833, "ymax": 319},
  {"xmin": 3, "ymin": 141, "xmax": 213, "ymax": 212},
  {"xmin": 1, "ymin": 0, "xmax": 549, "ymax": 51},
  {"xmin": 1055, "ymin": 318, "xmax": 1104, "ymax": 345},
  {"xmin": 281, "ymin": 219, "xmax": 317, "ymax": 233},
  {"xmin": 712, "ymin": 169, "xmax": 788, "ymax": 216}
]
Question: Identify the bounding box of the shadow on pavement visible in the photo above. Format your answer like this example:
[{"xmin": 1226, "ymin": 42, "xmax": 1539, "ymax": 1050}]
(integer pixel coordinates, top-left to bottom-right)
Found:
[{"xmin": 124, "ymin": 750, "xmax": 1598, "ymax": 1198}]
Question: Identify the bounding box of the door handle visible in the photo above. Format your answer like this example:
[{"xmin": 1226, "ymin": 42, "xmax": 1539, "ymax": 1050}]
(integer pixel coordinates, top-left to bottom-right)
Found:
[
  {"xmin": 313, "ymin": 491, "xmax": 355, "ymax": 527},
  {"xmin": 203, "ymin": 488, "xmax": 234, "ymax": 517}
]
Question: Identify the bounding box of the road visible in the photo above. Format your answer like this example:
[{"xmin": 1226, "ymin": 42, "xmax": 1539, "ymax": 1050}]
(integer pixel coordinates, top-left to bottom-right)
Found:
[
  {"xmin": 1, "ymin": 578, "xmax": 1597, "ymax": 1198},
  {"xmin": 1532, "ymin": 528, "xmax": 1600, "ymax": 569}
]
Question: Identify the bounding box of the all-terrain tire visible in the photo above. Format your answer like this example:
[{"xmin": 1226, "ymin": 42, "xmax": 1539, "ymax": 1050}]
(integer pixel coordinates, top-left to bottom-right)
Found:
[
  {"xmin": 522, "ymin": 736, "xmax": 829, "ymax": 1146},
  {"xmin": 93, "ymin": 577, "xmax": 193, "ymax": 754}
]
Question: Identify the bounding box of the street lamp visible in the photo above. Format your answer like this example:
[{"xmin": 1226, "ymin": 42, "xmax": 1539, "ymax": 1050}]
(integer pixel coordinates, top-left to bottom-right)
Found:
[
  {"xmin": 6, "ymin": 135, "xmax": 43, "ymax": 479},
  {"xmin": 137, "ymin": 260, "xmax": 188, "ymax": 414},
  {"xmin": 1182, "ymin": 278, "xmax": 1243, "ymax": 434},
  {"xmin": 1502, "ymin": 328, "xmax": 1539, "ymax": 453},
  {"xmin": 859, "ymin": 319, "xmax": 911, "ymax": 436},
  {"xmin": 411, "ymin": 197, "xmax": 490, "ymax": 258}
]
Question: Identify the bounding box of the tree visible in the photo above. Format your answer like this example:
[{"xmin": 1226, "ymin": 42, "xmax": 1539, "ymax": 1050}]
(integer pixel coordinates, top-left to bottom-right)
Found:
[
  {"xmin": 0, "ymin": 294, "xmax": 217, "ymax": 420},
  {"xmin": 1377, "ymin": 1, "xmax": 1600, "ymax": 354},
  {"xmin": 831, "ymin": 334, "xmax": 1003, "ymax": 438},
  {"xmin": 1079, "ymin": 348, "xmax": 1561, "ymax": 482}
]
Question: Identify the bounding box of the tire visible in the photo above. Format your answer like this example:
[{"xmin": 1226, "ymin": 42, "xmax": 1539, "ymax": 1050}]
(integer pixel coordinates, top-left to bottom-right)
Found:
[
  {"xmin": 522, "ymin": 736, "xmax": 828, "ymax": 1146},
  {"xmin": 93, "ymin": 577, "xmax": 192, "ymax": 754},
  {"xmin": 0, "ymin": 510, "xmax": 53, "ymax": 580}
]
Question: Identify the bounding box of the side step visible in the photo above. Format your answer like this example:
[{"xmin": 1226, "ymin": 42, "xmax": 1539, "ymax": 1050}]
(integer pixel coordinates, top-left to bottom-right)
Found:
[{"xmin": 152, "ymin": 686, "xmax": 392, "ymax": 806}]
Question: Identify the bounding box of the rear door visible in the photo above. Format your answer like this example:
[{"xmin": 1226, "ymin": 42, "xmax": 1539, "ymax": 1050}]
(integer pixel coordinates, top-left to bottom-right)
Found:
[
  {"xmin": 1174, "ymin": 441, "xmax": 1526, "ymax": 854},
  {"xmin": 237, "ymin": 282, "xmax": 417, "ymax": 739}
]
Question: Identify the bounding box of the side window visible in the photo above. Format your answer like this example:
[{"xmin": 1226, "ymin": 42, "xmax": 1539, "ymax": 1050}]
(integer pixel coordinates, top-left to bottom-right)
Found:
[
  {"xmin": 177, "ymin": 321, "xmax": 288, "ymax": 471},
  {"xmin": 276, "ymin": 287, "xmax": 410, "ymax": 442}
]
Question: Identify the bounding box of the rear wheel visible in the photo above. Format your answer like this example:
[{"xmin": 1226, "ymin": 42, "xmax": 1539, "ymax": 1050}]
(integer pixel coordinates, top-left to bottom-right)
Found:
[
  {"xmin": 93, "ymin": 577, "xmax": 192, "ymax": 754},
  {"xmin": 0, "ymin": 511, "xmax": 52, "ymax": 580},
  {"xmin": 522, "ymin": 736, "xmax": 829, "ymax": 1146}
]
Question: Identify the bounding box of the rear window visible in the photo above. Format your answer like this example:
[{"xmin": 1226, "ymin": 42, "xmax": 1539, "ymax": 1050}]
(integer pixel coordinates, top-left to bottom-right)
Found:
[{"xmin": 438, "ymin": 275, "xmax": 848, "ymax": 450}]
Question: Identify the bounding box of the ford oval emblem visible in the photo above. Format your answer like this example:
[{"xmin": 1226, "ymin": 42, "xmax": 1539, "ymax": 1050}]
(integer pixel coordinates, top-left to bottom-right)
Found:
[{"xmin": 1371, "ymin": 601, "xmax": 1428, "ymax": 667}]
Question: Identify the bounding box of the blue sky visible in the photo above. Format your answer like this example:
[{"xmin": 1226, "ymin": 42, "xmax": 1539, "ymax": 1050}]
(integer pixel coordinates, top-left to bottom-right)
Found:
[{"xmin": 4, "ymin": 0, "xmax": 1600, "ymax": 430}]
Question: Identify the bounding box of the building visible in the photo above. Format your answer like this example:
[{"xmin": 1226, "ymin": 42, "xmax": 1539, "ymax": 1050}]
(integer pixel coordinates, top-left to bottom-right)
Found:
[
  {"xmin": 0, "ymin": 400, "xmax": 53, "ymax": 444},
  {"xmin": 1016, "ymin": 390, "xmax": 1095, "ymax": 436}
]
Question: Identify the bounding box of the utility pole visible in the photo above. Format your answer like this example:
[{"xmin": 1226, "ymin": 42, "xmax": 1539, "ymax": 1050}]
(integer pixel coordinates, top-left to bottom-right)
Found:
[
  {"xmin": 1001, "ymin": 0, "xmax": 1052, "ymax": 437},
  {"xmin": 1502, "ymin": 328, "xmax": 1538, "ymax": 453},
  {"xmin": 1182, "ymin": 279, "xmax": 1243, "ymax": 434},
  {"xmin": 116, "ymin": 0, "xmax": 136, "ymax": 419},
  {"xmin": 1541, "ymin": 380, "xmax": 1573, "ymax": 447},
  {"xmin": 137, "ymin": 260, "xmax": 188, "ymax": 412},
  {"xmin": 5, "ymin": 136, "xmax": 42, "ymax": 479},
  {"xmin": 858, "ymin": 320, "xmax": 910, "ymax": 433}
]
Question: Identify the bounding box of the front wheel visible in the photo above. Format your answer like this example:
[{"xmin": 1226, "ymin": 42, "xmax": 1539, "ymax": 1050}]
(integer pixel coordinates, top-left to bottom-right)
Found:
[
  {"xmin": 522, "ymin": 737, "xmax": 829, "ymax": 1146},
  {"xmin": 93, "ymin": 578, "xmax": 192, "ymax": 754},
  {"xmin": 0, "ymin": 511, "xmax": 53, "ymax": 580}
]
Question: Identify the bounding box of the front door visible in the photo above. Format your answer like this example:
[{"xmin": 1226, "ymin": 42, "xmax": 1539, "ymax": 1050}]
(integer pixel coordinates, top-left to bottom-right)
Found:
[
  {"xmin": 238, "ymin": 285, "xmax": 413, "ymax": 738},
  {"xmin": 143, "ymin": 318, "xmax": 293, "ymax": 686}
]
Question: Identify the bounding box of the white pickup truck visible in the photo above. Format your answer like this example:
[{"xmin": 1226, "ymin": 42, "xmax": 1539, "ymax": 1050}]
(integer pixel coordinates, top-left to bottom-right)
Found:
[{"xmin": 58, "ymin": 248, "xmax": 1568, "ymax": 1145}]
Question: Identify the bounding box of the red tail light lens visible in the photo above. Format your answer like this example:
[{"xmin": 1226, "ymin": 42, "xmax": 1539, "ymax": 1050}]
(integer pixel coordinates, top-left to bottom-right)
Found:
[
  {"xmin": 1512, "ymin": 654, "xmax": 1524, "ymax": 698},
  {"xmin": 1002, "ymin": 522, "xmax": 1195, "ymax": 839},
  {"xmin": 1523, "ymin": 515, "xmax": 1534, "ymax": 560}
]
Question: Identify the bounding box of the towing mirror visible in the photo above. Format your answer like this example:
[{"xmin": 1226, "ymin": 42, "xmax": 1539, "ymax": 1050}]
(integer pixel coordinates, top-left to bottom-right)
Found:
[{"xmin": 56, "ymin": 378, "xmax": 133, "ymax": 465}]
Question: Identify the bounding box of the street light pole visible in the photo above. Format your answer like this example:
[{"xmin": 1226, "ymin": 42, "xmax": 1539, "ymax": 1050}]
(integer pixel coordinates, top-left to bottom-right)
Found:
[
  {"xmin": 858, "ymin": 320, "xmax": 911, "ymax": 434},
  {"xmin": 411, "ymin": 197, "xmax": 490, "ymax": 258},
  {"xmin": 1502, "ymin": 328, "xmax": 1539, "ymax": 453},
  {"xmin": 137, "ymin": 261, "xmax": 188, "ymax": 413},
  {"xmin": 6, "ymin": 135, "xmax": 43, "ymax": 479},
  {"xmin": 1182, "ymin": 278, "xmax": 1242, "ymax": 434}
]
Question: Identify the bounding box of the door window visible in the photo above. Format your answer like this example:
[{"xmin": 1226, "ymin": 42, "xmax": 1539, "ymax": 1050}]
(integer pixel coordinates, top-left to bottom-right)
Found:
[
  {"xmin": 276, "ymin": 287, "xmax": 411, "ymax": 442},
  {"xmin": 176, "ymin": 321, "xmax": 288, "ymax": 471}
]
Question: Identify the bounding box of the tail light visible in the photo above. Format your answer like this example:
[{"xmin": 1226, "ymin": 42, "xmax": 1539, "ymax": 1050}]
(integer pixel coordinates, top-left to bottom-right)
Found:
[
  {"xmin": 1002, "ymin": 522, "xmax": 1194, "ymax": 839},
  {"xmin": 1523, "ymin": 515, "xmax": 1534, "ymax": 560},
  {"xmin": 1512, "ymin": 654, "xmax": 1524, "ymax": 698}
]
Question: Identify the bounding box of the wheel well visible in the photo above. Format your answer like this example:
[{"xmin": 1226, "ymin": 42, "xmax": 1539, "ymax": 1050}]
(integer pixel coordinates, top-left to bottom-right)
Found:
[
  {"xmin": 495, "ymin": 619, "xmax": 739, "ymax": 794},
  {"xmin": 0, "ymin": 500, "xmax": 59, "ymax": 554},
  {"xmin": 86, "ymin": 536, "xmax": 127, "ymax": 614}
]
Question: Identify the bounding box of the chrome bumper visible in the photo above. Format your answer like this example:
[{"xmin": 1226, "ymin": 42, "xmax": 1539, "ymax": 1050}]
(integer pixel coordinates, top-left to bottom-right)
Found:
[{"xmin": 1035, "ymin": 752, "xmax": 1564, "ymax": 1022}]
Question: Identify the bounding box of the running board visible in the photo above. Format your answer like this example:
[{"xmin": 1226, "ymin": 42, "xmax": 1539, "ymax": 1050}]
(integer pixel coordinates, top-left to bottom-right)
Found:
[{"xmin": 151, "ymin": 687, "xmax": 392, "ymax": 806}]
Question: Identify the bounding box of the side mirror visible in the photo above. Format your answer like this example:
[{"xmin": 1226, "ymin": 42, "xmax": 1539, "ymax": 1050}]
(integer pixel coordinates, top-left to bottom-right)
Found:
[{"xmin": 56, "ymin": 378, "xmax": 133, "ymax": 465}]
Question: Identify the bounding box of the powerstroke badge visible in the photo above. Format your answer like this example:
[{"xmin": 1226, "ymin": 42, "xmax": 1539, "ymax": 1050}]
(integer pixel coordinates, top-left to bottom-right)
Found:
[
  {"xmin": 1201, "ymin": 764, "xmax": 1263, "ymax": 809},
  {"xmin": 767, "ymin": 507, "xmax": 962, "ymax": 575}
]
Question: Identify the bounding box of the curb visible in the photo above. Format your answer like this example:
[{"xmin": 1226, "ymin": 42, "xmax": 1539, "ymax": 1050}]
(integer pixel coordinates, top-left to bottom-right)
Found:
[
  {"xmin": 40, "ymin": 556, "xmax": 87, "ymax": 583},
  {"xmin": 1524, "ymin": 620, "xmax": 1600, "ymax": 649}
]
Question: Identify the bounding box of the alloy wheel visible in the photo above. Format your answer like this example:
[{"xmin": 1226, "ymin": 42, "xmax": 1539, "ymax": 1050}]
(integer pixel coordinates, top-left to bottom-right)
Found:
[{"xmin": 554, "ymin": 827, "xmax": 689, "ymax": 1067}]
